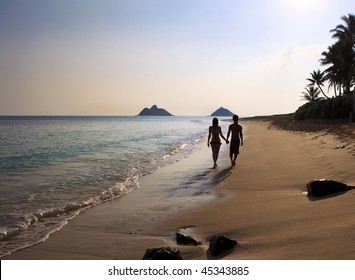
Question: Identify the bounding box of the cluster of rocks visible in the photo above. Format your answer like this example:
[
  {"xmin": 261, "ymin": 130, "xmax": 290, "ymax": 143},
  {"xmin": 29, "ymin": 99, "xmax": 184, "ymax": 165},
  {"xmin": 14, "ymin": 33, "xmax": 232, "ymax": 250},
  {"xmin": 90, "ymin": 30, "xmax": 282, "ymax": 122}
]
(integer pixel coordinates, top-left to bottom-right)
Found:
[
  {"xmin": 142, "ymin": 227, "xmax": 237, "ymax": 260},
  {"xmin": 143, "ymin": 179, "xmax": 354, "ymax": 260}
]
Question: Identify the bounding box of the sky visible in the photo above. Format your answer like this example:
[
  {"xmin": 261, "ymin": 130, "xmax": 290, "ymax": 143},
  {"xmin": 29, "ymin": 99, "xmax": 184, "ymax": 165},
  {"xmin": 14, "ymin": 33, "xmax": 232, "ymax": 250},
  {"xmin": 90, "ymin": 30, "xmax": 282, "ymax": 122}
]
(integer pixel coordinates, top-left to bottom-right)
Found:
[{"xmin": 0, "ymin": 0, "xmax": 354, "ymax": 116}]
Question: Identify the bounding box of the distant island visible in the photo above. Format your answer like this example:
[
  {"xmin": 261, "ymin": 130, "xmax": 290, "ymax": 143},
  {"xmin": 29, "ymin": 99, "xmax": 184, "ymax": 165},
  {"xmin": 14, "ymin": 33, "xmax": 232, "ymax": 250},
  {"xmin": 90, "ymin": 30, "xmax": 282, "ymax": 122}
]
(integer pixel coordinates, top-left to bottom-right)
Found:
[
  {"xmin": 138, "ymin": 105, "xmax": 173, "ymax": 116},
  {"xmin": 210, "ymin": 107, "xmax": 235, "ymax": 117}
]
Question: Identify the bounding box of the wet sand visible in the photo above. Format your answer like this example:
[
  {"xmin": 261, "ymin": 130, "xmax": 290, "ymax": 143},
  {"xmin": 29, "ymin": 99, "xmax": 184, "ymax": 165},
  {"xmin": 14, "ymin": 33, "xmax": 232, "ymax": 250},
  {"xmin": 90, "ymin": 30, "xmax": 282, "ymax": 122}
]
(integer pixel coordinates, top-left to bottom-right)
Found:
[{"xmin": 4, "ymin": 117, "xmax": 355, "ymax": 259}]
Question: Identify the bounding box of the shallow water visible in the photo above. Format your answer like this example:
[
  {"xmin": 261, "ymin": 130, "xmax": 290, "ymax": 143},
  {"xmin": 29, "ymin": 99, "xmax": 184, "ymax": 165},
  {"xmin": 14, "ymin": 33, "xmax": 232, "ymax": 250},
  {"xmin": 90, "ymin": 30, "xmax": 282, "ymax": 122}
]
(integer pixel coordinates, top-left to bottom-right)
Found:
[{"xmin": 0, "ymin": 115, "xmax": 234, "ymax": 257}]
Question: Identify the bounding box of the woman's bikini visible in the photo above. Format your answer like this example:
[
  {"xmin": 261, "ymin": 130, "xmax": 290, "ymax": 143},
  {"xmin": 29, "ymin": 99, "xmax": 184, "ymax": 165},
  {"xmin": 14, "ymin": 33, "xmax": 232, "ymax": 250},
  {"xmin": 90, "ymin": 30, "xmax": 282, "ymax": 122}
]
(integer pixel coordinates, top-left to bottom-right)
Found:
[{"xmin": 210, "ymin": 128, "xmax": 221, "ymax": 145}]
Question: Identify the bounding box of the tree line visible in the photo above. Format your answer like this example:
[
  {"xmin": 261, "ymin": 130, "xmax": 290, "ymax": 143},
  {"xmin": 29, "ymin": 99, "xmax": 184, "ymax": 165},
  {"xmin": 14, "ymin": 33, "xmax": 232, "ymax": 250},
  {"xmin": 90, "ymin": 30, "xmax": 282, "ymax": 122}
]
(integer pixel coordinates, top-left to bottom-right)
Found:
[{"xmin": 296, "ymin": 14, "xmax": 354, "ymax": 120}]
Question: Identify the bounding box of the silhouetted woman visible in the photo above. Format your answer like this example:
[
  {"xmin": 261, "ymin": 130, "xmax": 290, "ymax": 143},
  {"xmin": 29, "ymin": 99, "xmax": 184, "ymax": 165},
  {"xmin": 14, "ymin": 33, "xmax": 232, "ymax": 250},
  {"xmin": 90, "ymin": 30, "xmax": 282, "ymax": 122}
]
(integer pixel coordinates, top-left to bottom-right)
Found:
[{"xmin": 207, "ymin": 118, "xmax": 228, "ymax": 169}]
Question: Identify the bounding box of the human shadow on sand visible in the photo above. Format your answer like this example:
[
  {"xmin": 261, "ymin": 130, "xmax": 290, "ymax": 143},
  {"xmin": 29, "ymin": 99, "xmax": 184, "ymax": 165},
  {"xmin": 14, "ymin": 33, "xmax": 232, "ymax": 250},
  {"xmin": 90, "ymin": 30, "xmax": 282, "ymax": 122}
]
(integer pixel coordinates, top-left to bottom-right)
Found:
[
  {"xmin": 164, "ymin": 166, "xmax": 233, "ymax": 199},
  {"xmin": 194, "ymin": 166, "xmax": 233, "ymax": 196}
]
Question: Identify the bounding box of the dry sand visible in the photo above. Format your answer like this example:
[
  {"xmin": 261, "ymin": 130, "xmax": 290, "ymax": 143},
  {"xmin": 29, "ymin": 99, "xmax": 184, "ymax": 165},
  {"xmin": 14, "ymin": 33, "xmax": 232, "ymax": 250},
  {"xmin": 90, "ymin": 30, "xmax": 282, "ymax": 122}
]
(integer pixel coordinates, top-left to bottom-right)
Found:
[{"xmin": 4, "ymin": 117, "xmax": 355, "ymax": 260}]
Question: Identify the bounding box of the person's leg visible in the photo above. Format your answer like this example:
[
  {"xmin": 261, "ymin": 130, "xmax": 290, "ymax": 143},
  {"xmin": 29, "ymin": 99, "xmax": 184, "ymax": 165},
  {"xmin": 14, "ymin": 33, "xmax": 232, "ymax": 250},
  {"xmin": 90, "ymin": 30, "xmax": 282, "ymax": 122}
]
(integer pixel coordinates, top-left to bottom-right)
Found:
[
  {"xmin": 233, "ymin": 143, "xmax": 240, "ymax": 165},
  {"xmin": 212, "ymin": 146, "xmax": 217, "ymax": 168},
  {"xmin": 230, "ymin": 140, "xmax": 237, "ymax": 166},
  {"xmin": 232, "ymin": 153, "xmax": 238, "ymax": 165},
  {"xmin": 212, "ymin": 144, "xmax": 220, "ymax": 168}
]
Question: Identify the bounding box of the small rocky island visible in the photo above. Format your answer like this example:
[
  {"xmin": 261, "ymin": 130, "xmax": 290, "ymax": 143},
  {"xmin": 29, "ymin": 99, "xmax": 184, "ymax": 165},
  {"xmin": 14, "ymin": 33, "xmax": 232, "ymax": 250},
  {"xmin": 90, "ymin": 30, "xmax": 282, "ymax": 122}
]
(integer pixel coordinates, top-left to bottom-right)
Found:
[
  {"xmin": 138, "ymin": 105, "xmax": 173, "ymax": 116},
  {"xmin": 210, "ymin": 107, "xmax": 235, "ymax": 117}
]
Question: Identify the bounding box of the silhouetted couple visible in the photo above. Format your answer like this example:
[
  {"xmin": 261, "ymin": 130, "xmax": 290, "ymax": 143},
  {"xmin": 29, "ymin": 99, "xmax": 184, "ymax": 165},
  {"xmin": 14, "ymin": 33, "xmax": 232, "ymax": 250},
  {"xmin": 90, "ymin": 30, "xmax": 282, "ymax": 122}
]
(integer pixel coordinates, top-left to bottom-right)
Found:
[{"xmin": 207, "ymin": 115, "xmax": 243, "ymax": 169}]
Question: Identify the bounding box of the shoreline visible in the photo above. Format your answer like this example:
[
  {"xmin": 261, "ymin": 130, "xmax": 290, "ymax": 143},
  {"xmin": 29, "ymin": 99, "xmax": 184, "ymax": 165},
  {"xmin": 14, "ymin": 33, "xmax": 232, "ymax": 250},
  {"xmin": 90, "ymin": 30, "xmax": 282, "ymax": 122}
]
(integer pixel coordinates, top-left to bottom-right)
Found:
[
  {"xmin": 3, "ymin": 130, "xmax": 234, "ymax": 260},
  {"xmin": 4, "ymin": 117, "xmax": 355, "ymax": 260}
]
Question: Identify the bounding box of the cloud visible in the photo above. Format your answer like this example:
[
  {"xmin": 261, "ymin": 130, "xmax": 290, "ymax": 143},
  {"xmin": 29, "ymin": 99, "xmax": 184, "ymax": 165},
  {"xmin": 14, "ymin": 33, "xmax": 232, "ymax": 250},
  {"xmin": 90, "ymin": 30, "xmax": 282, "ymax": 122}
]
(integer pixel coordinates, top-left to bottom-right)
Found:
[{"xmin": 258, "ymin": 44, "xmax": 326, "ymax": 71}]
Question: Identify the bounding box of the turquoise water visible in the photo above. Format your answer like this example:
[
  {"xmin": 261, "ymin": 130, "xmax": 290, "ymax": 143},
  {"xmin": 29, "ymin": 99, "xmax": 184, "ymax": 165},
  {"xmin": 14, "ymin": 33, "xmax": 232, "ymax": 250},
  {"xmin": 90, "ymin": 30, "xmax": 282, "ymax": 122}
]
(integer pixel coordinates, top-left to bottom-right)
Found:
[{"xmin": 0, "ymin": 116, "xmax": 228, "ymax": 257}]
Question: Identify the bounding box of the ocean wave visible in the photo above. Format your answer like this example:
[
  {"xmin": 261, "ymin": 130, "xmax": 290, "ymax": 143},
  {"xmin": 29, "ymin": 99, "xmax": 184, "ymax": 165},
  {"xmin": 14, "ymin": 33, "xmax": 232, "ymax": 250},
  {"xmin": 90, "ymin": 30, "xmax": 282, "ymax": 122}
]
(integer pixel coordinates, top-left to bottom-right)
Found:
[
  {"xmin": 162, "ymin": 143, "xmax": 188, "ymax": 159},
  {"xmin": 0, "ymin": 135, "xmax": 204, "ymax": 257},
  {"xmin": 161, "ymin": 133, "xmax": 207, "ymax": 160},
  {"xmin": 0, "ymin": 169, "xmax": 140, "ymax": 258}
]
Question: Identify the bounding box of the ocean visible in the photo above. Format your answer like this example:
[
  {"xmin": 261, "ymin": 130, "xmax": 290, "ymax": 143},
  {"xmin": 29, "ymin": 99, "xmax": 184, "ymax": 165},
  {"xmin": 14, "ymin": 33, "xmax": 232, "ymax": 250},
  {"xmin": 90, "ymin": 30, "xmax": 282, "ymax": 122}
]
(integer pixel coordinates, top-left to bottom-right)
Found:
[{"xmin": 0, "ymin": 116, "xmax": 232, "ymax": 258}]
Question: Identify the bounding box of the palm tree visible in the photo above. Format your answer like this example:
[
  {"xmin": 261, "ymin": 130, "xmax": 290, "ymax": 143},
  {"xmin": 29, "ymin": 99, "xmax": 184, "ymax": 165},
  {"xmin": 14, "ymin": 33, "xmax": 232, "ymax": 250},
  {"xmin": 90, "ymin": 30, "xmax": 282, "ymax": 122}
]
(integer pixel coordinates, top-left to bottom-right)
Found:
[
  {"xmin": 301, "ymin": 85, "xmax": 323, "ymax": 102},
  {"xmin": 320, "ymin": 44, "xmax": 342, "ymax": 95},
  {"xmin": 329, "ymin": 14, "xmax": 355, "ymax": 95},
  {"xmin": 307, "ymin": 70, "xmax": 329, "ymax": 99},
  {"xmin": 301, "ymin": 14, "xmax": 355, "ymax": 120},
  {"xmin": 330, "ymin": 14, "xmax": 355, "ymax": 41},
  {"xmin": 320, "ymin": 41, "xmax": 351, "ymax": 95},
  {"xmin": 323, "ymin": 66, "xmax": 342, "ymax": 96}
]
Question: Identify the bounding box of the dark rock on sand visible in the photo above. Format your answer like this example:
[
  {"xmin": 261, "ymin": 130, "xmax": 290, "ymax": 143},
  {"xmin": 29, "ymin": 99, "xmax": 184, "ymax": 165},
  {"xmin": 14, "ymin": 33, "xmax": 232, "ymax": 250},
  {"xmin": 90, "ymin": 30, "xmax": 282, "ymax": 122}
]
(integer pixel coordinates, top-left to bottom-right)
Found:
[
  {"xmin": 176, "ymin": 227, "xmax": 202, "ymax": 246},
  {"xmin": 142, "ymin": 247, "xmax": 182, "ymax": 260},
  {"xmin": 208, "ymin": 235, "xmax": 237, "ymax": 256},
  {"xmin": 307, "ymin": 179, "xmax": 354, "ymax": 197}
]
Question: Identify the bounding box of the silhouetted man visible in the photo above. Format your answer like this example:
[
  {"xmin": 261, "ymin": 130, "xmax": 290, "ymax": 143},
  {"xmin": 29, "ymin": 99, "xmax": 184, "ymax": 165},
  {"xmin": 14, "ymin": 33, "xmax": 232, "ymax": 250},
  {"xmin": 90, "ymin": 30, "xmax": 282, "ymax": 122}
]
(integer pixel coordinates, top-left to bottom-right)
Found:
[{"xmin": 227, "ymin": 115, "xmax": 243, "ymax": 166}]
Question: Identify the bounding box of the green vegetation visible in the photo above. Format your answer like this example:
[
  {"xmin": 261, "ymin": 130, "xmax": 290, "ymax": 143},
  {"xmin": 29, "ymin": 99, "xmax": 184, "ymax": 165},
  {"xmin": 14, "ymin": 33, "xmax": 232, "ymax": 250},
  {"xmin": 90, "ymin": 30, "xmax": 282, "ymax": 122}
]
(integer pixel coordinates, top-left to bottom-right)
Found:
[
  {"xmin": 298, "ymin": 14, "xmax": 354, "ymax": 120},
  {"xmin": 295, "ymin": 95, "xmax": 353, "ymax": 120}
]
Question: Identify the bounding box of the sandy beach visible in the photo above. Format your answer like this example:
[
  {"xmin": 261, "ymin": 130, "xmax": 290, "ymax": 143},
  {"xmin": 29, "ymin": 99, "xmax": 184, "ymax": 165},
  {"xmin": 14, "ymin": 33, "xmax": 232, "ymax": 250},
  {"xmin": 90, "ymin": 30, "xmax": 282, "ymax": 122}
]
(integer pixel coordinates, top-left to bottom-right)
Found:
[{"xmin": 4, "ymin": 117, "xmax": 355, "ymax": 260}]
